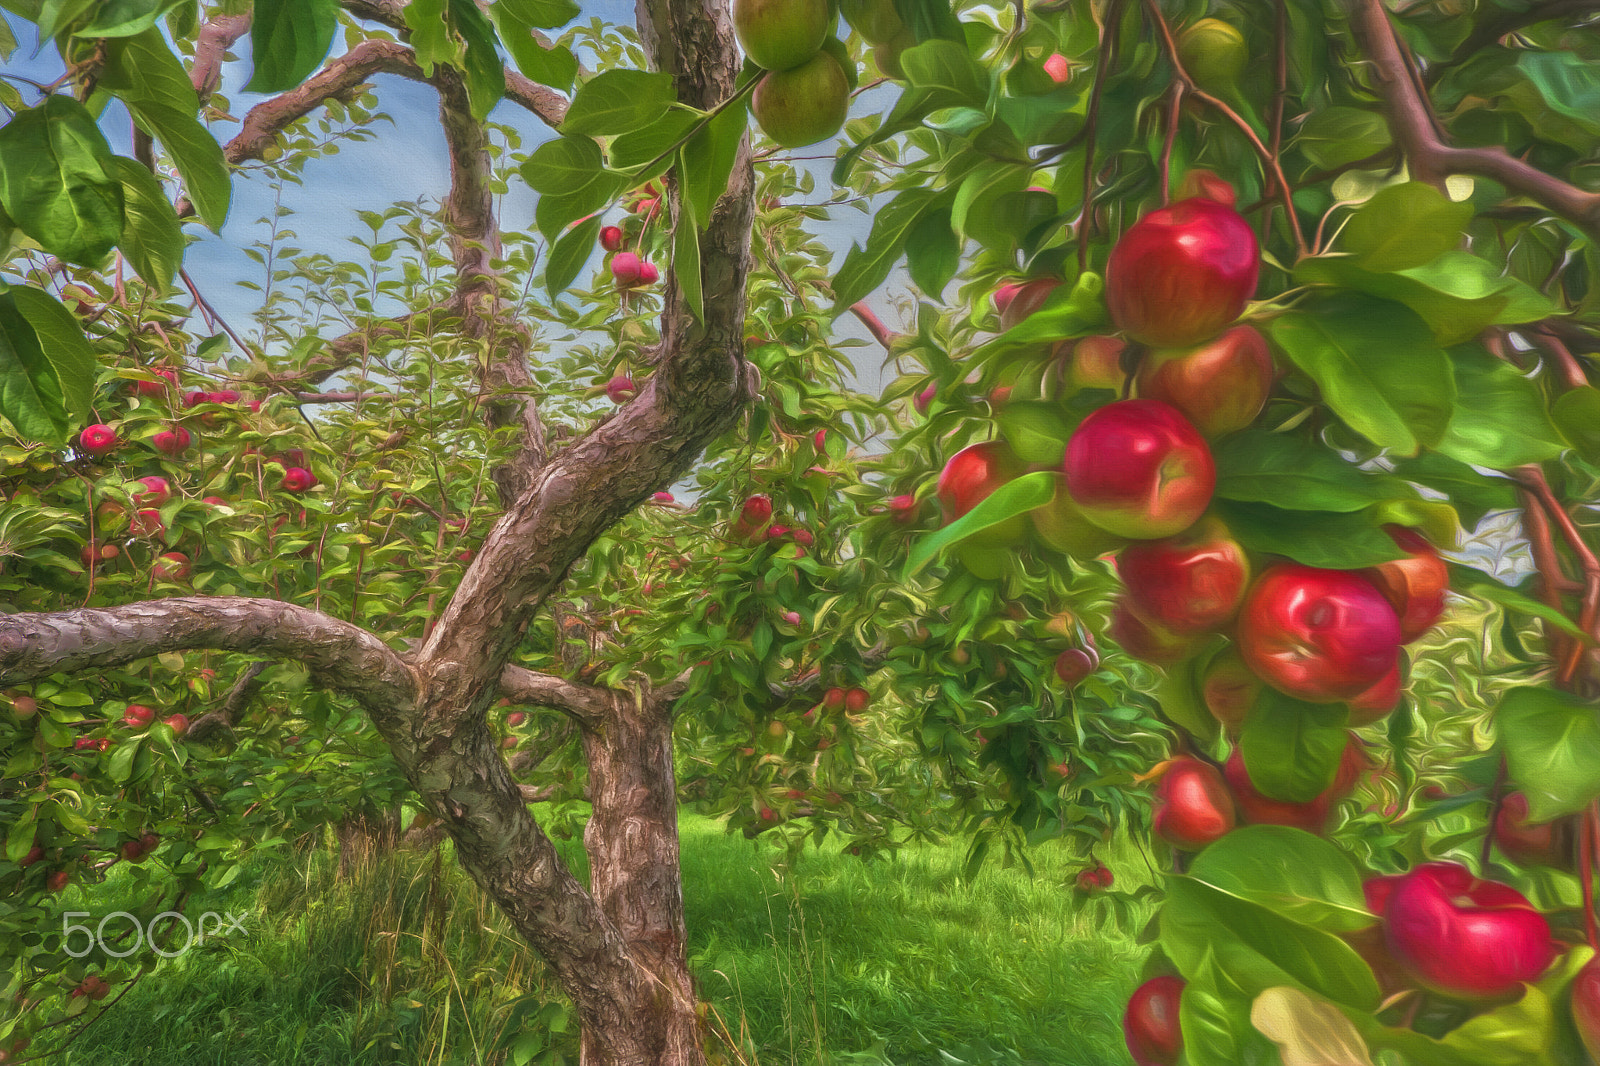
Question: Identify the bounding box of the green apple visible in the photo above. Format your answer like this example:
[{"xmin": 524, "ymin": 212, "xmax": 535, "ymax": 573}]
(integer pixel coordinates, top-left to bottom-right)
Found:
[
  {"xmin": 734, "ymin": 0, "xmax": 832, "ymax": 72},
  {"xmin": 752, "ymin": 51, "xmax": 850, "ymax": 148},
  {"xmin": 873, "ymin": 26, "xmax": 915, "ymax": 79}
]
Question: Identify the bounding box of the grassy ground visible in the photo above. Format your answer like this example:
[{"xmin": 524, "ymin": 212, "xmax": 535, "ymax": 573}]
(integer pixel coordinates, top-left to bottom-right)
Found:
[{"xmin": 47, "ymin": 811, "xmax": 1152, "ymax": 1066}]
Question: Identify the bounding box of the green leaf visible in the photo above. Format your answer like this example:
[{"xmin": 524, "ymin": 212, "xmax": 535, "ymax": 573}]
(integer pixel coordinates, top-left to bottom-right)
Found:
[
  {"xmin": 9, "ymin": 283, "xmax": 95, "ymax": 426},
  {"xmin": 449, "ymin": 0, "xmax": 506, "ymax": 121},
  {"xmin": 1212, "ymin": 430, "xmax": 1402, "ymax": 513},
  {"xmin": 1294, "ymin": 106, "xmax": 1391, "ymax": 170},
  {"xmin": 123, "ymin": 100, "xmax": 230, "ymax": 231},
  {"xmin": 244, "ymin": 0, "xmax": 339, "ymax": 93},
  {"xmin": 1188, "ymin": 826, "xmax": 1374, "ymax": 934},
  {"xmin": 899, "ymin": 39, "xmax": 986, "ymax": 106},
  {"xmin": 0, "ymin": 94, "xmax": 124, "ymax": 265},
  {"xmin": 673, "ymin": 204, "xmax": 703, "ymax": 322},
  {"xmin": 1341, "ymin": 182, "xmax": 1473, "ymax": 273},
  {"xmin": 1156, "ymin": 652, "xmax": 1221, "ymax": 743},
  {"xmin": 1553, "ymin": 385, "xmax": 1600, "ymax": 463},
  {"xmin": 106, "ymin": 736, "xmax": 141, "ymax": 783},
  {"xmin": 1240, "ymin": 690, "xmax": 1349, "ymax": 803},
  {"xmin": 608, "ymin": 110, "xmax": 699, "ymax": 173},
  {"xmin": 521, "ymin": 134, "xmax": 626, "ymax": 245},
  {"xmin": 1181, "ymin": 953, "xmax": 1258, "ymax": 1066},
  {"xmin": 561, "ymin": 69, "xmax": 677, "ymax": 137},
  {"xmin": 1436, "ymin": 344, "xmax": 1566, "ymax": 469},
  {"xmin": 1518, "ymin": 51, "xmax": 1600, "ymax": 136},
  {"xmin": 1160, "ymin": 877, "xmax": 1380, "ymax": 1010},
  {"xmin": 5, "ymin": 806, "xmax": 36, "ymax": 863},
  {"xmin": 831, "ymin": 188, "xmax": 949, "ymax": 313},
  {"xmin": 403, "ymin": 0, "xmax": 461, "ymax": 74},
  {"xmin": 904, "ymin": 205, "xmax": 959, "ymax": 300},
  {"xmin": 0, "ymin": 11, "xmax": 15, "ymax": 59},
  {"xmin": 99, "ymin": 28, "xmax": 199, "ymax": 114},
  {"xmin": 543, "ymin": 214, "xmax": 601, "ymax": 297},
  {"xmin": 498, "ymin": 0, "xmax": 577, "ymax": 29},
  {"xmin": 1268, "ymin": 293, "xmax": 1454, "ymax": 456},
  {"xmin": 111, "ymin": 156, "xmax": 183, "ymax": 292},
  {"xmin": 1389, "ymin": 451, "xmax": 1518, "ymax": 529},
  {"xmin": 0, "ymin": 292, "xmax": 69, "ymax": 441},
  {"xmin": 78, "ymin": 0, "xmax": 181, "ymax": 37},
  {"xmin": 904, "ymin": 471, "xmax": 1054, "ymax": 577},
  {"xmin": 1463, "ymin": 576, "xmax": 1588, "ymax": 640},
  {"xmin": 994, "ymin": 401, "xmax": 1073, "ymax": 466},
  {"xmin": 679, "ymin": 97, "xmax": 746, "ymax": 229},
  {"xmin": 1500, "ymin": 685, "xmax": 1600, "ymax": 822},
  {"xmin": 968, "ymin": 271, "xmax": 1107, "ymax": 363},
  {"xmin": 1214, "ymin": 500, "xmax": 1407, "ymax": 570}
]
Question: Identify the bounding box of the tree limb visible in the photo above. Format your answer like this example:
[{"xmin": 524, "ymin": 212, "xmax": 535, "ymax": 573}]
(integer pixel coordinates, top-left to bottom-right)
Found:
[
  {"xmin": 499, "ymin": 664, "xmax": 610, "ymax": 728},
  {"xmin": 192, "ymin": 14, "xmax": 252, "ymax": 102},
  {"xmin": 1349, "ymin": 0, "xmax": 1600, "ymax": 236}
]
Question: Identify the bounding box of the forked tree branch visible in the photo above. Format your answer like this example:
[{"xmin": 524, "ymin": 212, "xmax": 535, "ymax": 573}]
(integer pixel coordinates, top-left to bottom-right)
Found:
[{"xmin": 1350, "ymin": 0, "xmax": 1600, "ymax": 236}]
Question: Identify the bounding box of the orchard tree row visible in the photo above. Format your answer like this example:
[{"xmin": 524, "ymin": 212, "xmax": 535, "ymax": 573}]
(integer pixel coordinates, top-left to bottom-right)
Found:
[{"xmin": 1, "ymin": 0, "xmax": 1600, "ymax": 1064}]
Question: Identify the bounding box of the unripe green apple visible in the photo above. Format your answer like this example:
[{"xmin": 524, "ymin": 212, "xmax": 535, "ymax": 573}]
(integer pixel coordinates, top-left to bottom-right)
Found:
[
  {"xmin": 752, "ymin": 51, "xmax": 851, "ymax": 148},
  {"xmin": 872, "ymin": 26, "xmax": 915, "ymax": 79},
  {"xmin": 841, "ymin": 0, "xmax": 902, "ymax": 43},
  {"xmin": 1177, "ymin": 18, "xmax": 1247, "ymax": 96},
  {"xmin": 734, "ymin": 0, "xmax": 832, "ymax": 72}
]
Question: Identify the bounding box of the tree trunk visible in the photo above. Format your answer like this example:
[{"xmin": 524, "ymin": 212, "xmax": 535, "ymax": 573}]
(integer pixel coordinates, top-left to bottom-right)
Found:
[{"xmin": 579, "ymin": 695, "xmax": 704, "ymax": 1066}]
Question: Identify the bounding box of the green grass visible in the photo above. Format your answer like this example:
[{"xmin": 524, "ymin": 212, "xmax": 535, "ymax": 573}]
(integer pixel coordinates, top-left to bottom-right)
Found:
[{"xmin": 47, "ymin": 812, "xmax": 1152, "ymax": 1066}]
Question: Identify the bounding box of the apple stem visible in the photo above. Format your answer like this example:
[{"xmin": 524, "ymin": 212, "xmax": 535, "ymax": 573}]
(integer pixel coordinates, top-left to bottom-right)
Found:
[{"xmin": 1480, "ymin": 757, "xmax": 1507, "ymax": 872}]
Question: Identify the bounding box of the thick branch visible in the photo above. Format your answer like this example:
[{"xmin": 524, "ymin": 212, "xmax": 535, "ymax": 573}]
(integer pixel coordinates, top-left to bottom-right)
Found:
[
  {"xmin": 499, "ymin": 664, "xmax": 609, "ymax": 728},
  {"xmin": 1350, "ymin": 0, "xmax": 1600, "ymax": 236},
  {"xmin": 188, "ymin": 660, "xmax": 268, "ymax": 744},
  {"xmin": 0, "ymin": 598, "xmax": 415, "ymax": 711},
  {"xmin": 192, "ymin": 14, "xmax": 252, "ymax": 102}
]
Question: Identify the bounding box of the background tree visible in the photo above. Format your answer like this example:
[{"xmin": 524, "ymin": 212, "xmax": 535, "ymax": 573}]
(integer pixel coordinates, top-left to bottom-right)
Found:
[{"xmin": 3, "ymin": 0, "xmax": 1600, "ymax": 1064}]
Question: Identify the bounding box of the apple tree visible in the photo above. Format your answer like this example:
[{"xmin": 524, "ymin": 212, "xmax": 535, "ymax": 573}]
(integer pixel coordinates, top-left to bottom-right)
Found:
[{"xmin": 3, "ymin": 0, "xmax": 1600, "ymax": 1064}]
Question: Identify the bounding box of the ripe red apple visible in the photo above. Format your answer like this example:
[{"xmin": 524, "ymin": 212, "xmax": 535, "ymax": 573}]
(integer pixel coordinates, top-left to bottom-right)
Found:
[
  {"xmin": 131, "ymin": 368, "xmax": 177, "ymax": 397},
  {"xmin": 733, "ymin": 0, "xmax": 830, "ymax": 71},
  {"xmin": 994, "ymin": 277, "xmax": 1060, "ymax": 331},
  {"xmin": 1106, "ymin": 196, "xmax": 1260, "ymax": 348},
  {"xmin": 131, "ymin": 509, "xmax": 164, "ymax": 538},
  {"xmin": 844, "ymin": 688, "xmax": 870, "ymax": 712},
  {"xmin": 600, "ymin": 225, "xmax": 624, "ymax": 252},
  {"xmin": 1054, "ymin": 647, "xmax": 1098, "ymax": 686},
  {"xmin": 1492, "ymin": 792, "xmax": 1572, "ymax": 868},
  {"xmin": 19, "ymin": 843, "xmax": 42, "ymax": 867},
  {"xmin": 1119, "ymin": 517, "xmax": 1249, "ymax": 634},
  {"xmin": 1044, "ymin": 52, "xmax": 1070, "ymax": 83},
  {"xmin": 751, "ymin": 50, "xmax": 850, "ymax": 149},
  {"xmin": 157, "ymin": 425, "xmax": 196, "ymax": 453},
  {"xmin": 652, "ymin": 492, "xmax": 675, "ymax": 504},
  {"xmin": 729, "ymin": 493, "xmax": 774, "ymax": 543},
  {"xmin": 1347, "ymin": 660, "xmax": 1401, "ymax": 726},
  {"xmin": 163, "ymin": 713, "xmax": 190, "ymax": 736},
  {"xmin": 139, "ymin": 831, "xmax": 158, "ymax": 853},
  {"xmin": 134, "ymin": 475, "xmax": 172, "ymax": 507},
  {"xmin": 937, "ymin": 441, "xmax": 1028, "ymax": 546},
  {"xmin": 605, "ymin": 375, "xmax": 636, "ymax": 403},
  {"xmin": 1124, "ymin": 975, "xmax": 1185, "ymax": 1066},
  {"xmin": 122, "ymin": 704, "xmax": 155, "ymax": 729},
  {"xmin": 46, "ymin": 869, "xmax": 70, "ymax": 893},
  {"xmin": 79, "ymin": 424, "xmax": 118, "ymax": 456},
  {"xmin": 1077, "ymin": 864, "xmax": 1113, "ymax": 890},
  {"xmin": 611, "ymin": 251, "xmax": 643, "ymax": 287},
  {"xmin": 913, "ymin": 382, "xmax": 937, "ymax": 414},
  {"xmin": 119, "ymin": 839, "xmax": 146, "ymax": 863},
  {"xmin": 888, "ymin": 494, "xmax": 920, "ymax": 525},
  {"xmin": 281, "ymin": 467, "xmax": 317, "ymax": 493},
  {"xmin": 1200, "ymin": 647, "xmax": 1260, "ymax": 731},
  {"xmin": 1109, "ymin": 602, "xmax": 1198, "ymax": 665},
  {"xmin": 1224, "ymin": 741, "xmax": 1363, "ymax": 834},
  {"xmin": 183, "ymin": 390, "xmax": 209, "ymax": 409},
  {"xmin": 1573, "ymin": 957, "xmax": 1600, "ymax": 1061},
  {"xmin": 638, "ymin": 262, "xmax": 659, "ymax": 285},
  {"xmin": 1237, "ymin": 564, "xmax": 1402, "ymax": 702},
  {"xmin": 1380, "ymin": 861, "xmax": 1558, "ymax": 999},
  {"xmin": 1153, "ymin": 757, "xmax": 1236, "ymax": 850},
  {"xmin": 823, "ymin": 687, "xmax": 846, "ymax": 709},
  {"xmin": 501, "ymin": 736, "xmax": 518, "ymax": 750},
  {"xmin": 1064, "ymin": 400, "xmax": 1215, "ymax": 540},
  {"xmin": 507, "ymin": 711, "xmax": 526, "ymax": 727},
  {"xmin": 1362, "ymin": 526, "xmax": 1449, "ymax": 642},
  {"xmin": 95, "ymin": 498, "xmax": 128, "ymax": 532},
  {"xmin": 1136, "ymin": 324, "xmax": 1274, "ymax": 438},
  {"xmin": 153, "ymin": 552, "xmax": 191, "ymax": 583}
]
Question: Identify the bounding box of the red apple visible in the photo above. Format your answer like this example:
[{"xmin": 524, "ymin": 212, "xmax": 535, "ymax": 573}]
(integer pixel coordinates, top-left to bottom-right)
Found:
[
  {"xmin": 729, "ymin": 493, "xmax": 774, "ymax": 543},
  {"xmin": 79, "ymin": 424, "xmax": 118, "ymax": 456},
  {"xmin": 638, "ymin": 262, "xmax": 659, "ymax": 285},
  {"xmin": 844, "ymin": 688, "xmax": 870, "ymax": 712},
  {"xmin": 1109, "ymin": 602, "xmax": 1198, "ymax": 665},
  {"xmin": 1362, "ymin": 526, "xmax": 1449, "ymax": 642},
  {"xmin": 600, "ymin": 225, "xmax": 624, "ymax": 252},
  {"xmin": 1153, "ymin": 756, "xmax": 1236, "ymax": 850},
  {"xmin": 1237, "ymin": 564, "xmax": 1402, "ymax": 702},
  {"xmin": 1054, "ymin": 647, "xmax": 1098, "ymax": 686},
  {"xmin": 1124, "ymin": 975, "xmax": 1185, "ymax": 1066},
  {"xmin": 19, "ymin": 843, "xmax": 42, "ymax": 867},
  {"xmin": 1136, "ymin": 324, "xmax": 1274, "ymax": 438},
  {"xmin": 1119, "ymin": 517, "xmax": 1249, "ymax": 634},
  {"xmin": 913, "ymin": 382, "xmax": 937, "ymax": 414},
  {"xmin": 1380, "ymin": 861, "xmax": 1558, "ymax": 999},
  {"xmin": 131, "ymin": 509, "xmax": 164, "ymax": 538},
  {"xmin": 888, "ymin": 494, "xmax": 920, "ymax": 525},
  {"xmin": 1106, "ymin": 196, "xmax": 1260, "ymax": 348},
  {"xmin": 150, "ymin": 425, "xmax": 191, "ymax": 454},
  {"xmin": 1492, "ymin": 792, "xmax": 1572, "ymax": 868},
  {"xmin": 652, "ymin": 491, "xmax": 675, "ymax": 504},
  {"xmin": 994, "ymin": 277, "xmax": 1060, "ymax": 331},
  {"xmin": 131, "ymin": 369, "xmax": 177, "ymax": 397},
  {"xmin": 937, "ymin": 441, "xmax": 1028, "ymax": 546},
  {"xmin": 183, "ymin": 390, "xmax": 209, "ymax": 409},
  {"xmin": 611, "ymin": 251, "xmax": 643, "ymax": 287},
  {"xmin": 9, "ymin": 695, "xmax": 37, "ymax": 719},
  {"xmin": 152, "ymin": 552, "xmax": 190, "ymax": 582},
  {"xmin": 139, "ymin": 831, "xmax": 158, "ymax": 853},
  {"xmin": 134, "ymin": 476, "xmax": 172, "ymax": 507},
  {"xmin": 1572, "ymin": 957, "xmax": 1600, "ymax": 1061},
  {"xmin": 823, "ymin": 687, "xmax": 846, "ymax": 709},
  {"xmin": 1200, "ymin": 647, "xmax": 1260, "ymax": 731},
  {"xmin": 95, "ymin": 499, "xmax": 128, "ymax": 532},
  {"xmin": 46, "ymin": 869, "xmax": 70, "ymax": 893},
  {"xmin": 1224, "ymin": 741, "xmax": 1363, "ymax": 834},
  {"xmin": 1064, "ymin": 335, "xmax": 1128, "ymax": 392},
  {"xmin": 163, "ymin": 713, "xmax": 190, "ymax": 736},
  {"xmin": 281, "ymin": 467, "xmax": 317, "ymax": 493},
  {"xmin": 122, "ymin": 704, "xmax": 155, "ymax": 729},
  {"xmin": 605, "ymin": 375, "xmax": 636, "ymax": 403},
  {"xmin": 119, "ymin": 840, "xmax": 147, "ymax": 863},
  {"xmin": 1347, "ymin": 660, "xmax": 1401, "ymax": 726},
  {"xmin": 1044, "ymin": 52, "xmax": 1070, "ymax": 82},
  {"xmin": 1064, "ymin": 400, "xmax": 1215, "ymax": 539}
]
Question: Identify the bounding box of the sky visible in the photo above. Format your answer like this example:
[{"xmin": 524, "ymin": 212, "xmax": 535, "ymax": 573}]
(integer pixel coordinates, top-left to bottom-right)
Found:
[{"xmin": 0, "ymin": 3, "xmax": 904, "ymax": 396}]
